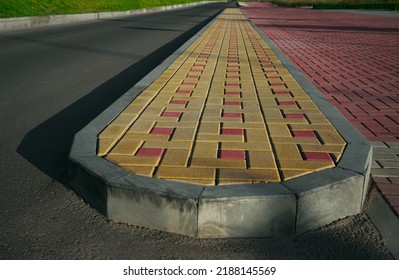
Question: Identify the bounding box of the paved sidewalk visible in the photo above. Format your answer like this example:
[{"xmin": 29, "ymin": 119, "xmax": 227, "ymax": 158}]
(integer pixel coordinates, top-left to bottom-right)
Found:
[
  {"xmin": 242, "ymin": 3, "xmax": 399, "ymax": 217},
  {"xmin": 98, "ymin": 8, "xmax": 346, "ymax": 185}
]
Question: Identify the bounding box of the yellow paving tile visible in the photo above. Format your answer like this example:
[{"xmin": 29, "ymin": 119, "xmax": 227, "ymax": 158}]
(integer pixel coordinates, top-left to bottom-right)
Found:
[
  {"xmin": 142, "ymin": 140, "xmax": 192, "ymax": 150},
  {"xmin": 124, "ymin": 133, "xmax": 170, "ymax": 141},
  {"xmin": 127, "ymin": 120, "xmax": 155, "ymax": 133},
  {"xmin": 222, "ymin": 122, "xmax": 265, "ymax": 129},
  {"xmin": 179, "ymin": 111, "xmax": 202, "ymax": 122},
  {"xmin": 99, "ymin": 124, "xmax": 127, "ymax": 138},
  {"xmin": 278, "ymin": 159, "xmax": 334, "ymax": 170},
  {"xmin": 271, "ymin": 136, "xmax": 321, "ymax": 145},
  {"xmin": 97, "ymin": 138, "xmax": 116, "ymax": 156},
  {"xmin": 273, "ymin": 144, "xmax": 303, "ymax": 160},
  {"xmin": 243, "ymin": 113, "xmax": 264, "ymax": 123},
  {"xmin": 154, "ymin": 121, "xmax": 196, "ymax": 128},
  {"xmin": 220, "ymin": 141, "xmax": 271, "ymax": 151},
  {"xmin": 247, "ymin": 150, "xmax": 277, "ymax": 169},
  {"xmin": 245, "ymin": 129, "xmax": 269, "ymax": 142},
  {"xmin": 298, "ymin": 144, "xmax": 345, "ymax": 154},
  {"xmin": 196, "ymin": 134, "xmax": 244, "ymax": 142},
  {"xmin": 218, "ymin": 169, "xmax": 280, "ymax": 182},
  {"xmin": 174, "ymin": 179, "xmax": 216, "ymax": 186},
  {"xmin": 317, "ymin": 130, "xmax": 346, "ymax": 145},
  {"xmin": 172, "ymin": 127, "xmax": 197, "ymax": 141},
  {"xmin": 191, "ymin": 142, "xmax": 218, "ymax": 159},
  {"xmin": 109, "ymin": 139, "xmax": 142, "ymax": 155},
  {"xmin": 111, "ymin": 114, "xmax": 137, "ymax": 125},
  {"xmin": 190, "ymin": 158, "xmax": 246, "ymax": 169},
  {"xmin": 160, "ymin": 149, "xmax": 190, "ymax": 167},
  {"xmin": 280, "ymin": 169, "xmax": 313, "ymax": 181},
  {"xmin": 198, "ymin": 122, "xmax": 220, "ymax": 134},
  {"xmin": 267, "ymin": 124, "xmax": 291, "ymax": 137},
  {"xmin": 123, "ymin": 166, "xmax": 155, "ymax": 177},
  {"xmin": 106, "ymin": 155, "xmax": 160, "ymax": 166},
  {"xmin": 156, "ymin": 166, "xmax": 215, "ymax": 180}
]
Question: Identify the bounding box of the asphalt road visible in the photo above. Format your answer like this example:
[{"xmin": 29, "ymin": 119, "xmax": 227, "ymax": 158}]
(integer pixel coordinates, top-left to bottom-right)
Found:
[{"xmin": 0, "ymin": 2, "xmax": 393, "ymax": 259}]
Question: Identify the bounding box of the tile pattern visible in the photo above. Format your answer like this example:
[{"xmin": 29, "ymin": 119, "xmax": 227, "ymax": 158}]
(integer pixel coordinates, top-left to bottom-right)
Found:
[{"xmin": 97, "ymin": 9, "xmax": 346, "ymax": 186}]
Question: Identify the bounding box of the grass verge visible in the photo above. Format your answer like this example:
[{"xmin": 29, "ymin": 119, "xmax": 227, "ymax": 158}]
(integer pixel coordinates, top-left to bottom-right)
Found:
[
  {"xmin": 265, "ymin": 0, "xmax": 399, "ymax": 10},
  {"xmin": 0, "ymin": 0, "xmax": 222, "ymax": 18}
]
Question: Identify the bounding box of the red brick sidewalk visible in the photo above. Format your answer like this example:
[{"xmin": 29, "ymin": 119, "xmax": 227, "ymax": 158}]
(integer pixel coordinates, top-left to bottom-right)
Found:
[
  {"xmin": 242, "ymin": 3, "xmax": 399, "ymax": 216},
  {"xmin": 242, "ymin": 3, "xmax": 399, "ymax": 142}
]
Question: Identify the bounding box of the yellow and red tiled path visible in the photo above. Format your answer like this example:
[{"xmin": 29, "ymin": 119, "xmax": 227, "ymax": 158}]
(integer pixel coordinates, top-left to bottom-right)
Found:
[{"xmin": 97, "ymin": 8, "xmax": 346, "ymax": 186}]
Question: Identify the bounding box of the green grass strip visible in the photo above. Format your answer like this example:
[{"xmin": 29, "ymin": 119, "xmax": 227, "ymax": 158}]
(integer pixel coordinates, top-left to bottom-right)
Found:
[{"xmin": 0, "ymin": 0, "xmax": 221, "ymax": 18}]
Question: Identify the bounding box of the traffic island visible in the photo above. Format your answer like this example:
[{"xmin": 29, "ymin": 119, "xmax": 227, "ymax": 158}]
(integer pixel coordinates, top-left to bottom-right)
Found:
[{"xmin": 68, "ymin": 8, "xmax": 372, "ymax": 238}]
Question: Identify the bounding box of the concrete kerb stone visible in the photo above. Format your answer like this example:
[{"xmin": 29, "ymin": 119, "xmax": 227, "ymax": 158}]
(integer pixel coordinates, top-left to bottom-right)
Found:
[
  {"xmin": 198, "ymin": 184, "xmax": 296, "ymax": 238},
  {"xmin": 0, "ymin": 1, "xmax": 220, "ymax": 31},
  {"xmin": 68, "ymin": 8, "xmax": 372, "ymax": 238},
  {"xmin": 282, "ymin": 168, "xmax": 365, "ymax": 234}
]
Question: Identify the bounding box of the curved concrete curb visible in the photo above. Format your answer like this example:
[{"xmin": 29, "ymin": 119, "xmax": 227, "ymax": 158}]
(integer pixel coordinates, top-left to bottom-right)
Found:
[
  {"xmin": 68, "ymin": 9, "xmax": 372, "ymax": 238},
  {"xmin": 0, "ymin": 1, "xmax": 219, "ymax": 31}
]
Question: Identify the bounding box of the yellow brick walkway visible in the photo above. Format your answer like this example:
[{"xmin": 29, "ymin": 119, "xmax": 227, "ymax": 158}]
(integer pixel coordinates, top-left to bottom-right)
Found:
[{"xmin": 97, "ymin": 9, "xmax": 346, "ymax": 186}]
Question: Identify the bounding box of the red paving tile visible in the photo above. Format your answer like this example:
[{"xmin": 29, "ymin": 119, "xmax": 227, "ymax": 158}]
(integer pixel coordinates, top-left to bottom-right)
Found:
[
  {"xmin": 273, "ymin": 90, "xmax": 290, "ymax": 95},
  {"xmin": 170, "ymin": 99, "xmax": 188, "ymax": 105},
  {"xmin": 219, "ymin": 150, "xmax": 246, "ymax": 160},
  {"xmin": 223, "ymin": 112, "xmax": 242, "ymax": 118},
  {"xmin": 225, "ymin": 91, "xmax": 240, "ymax": 95},
  {"xmin": 221, "ymin": 128, "xmax": 244, "ymax": 135},
  {"xmin": 224, "ymin": 100, "xmax": 241, "ymax": 106},
  {"xmin": 303, "ymin": 151, "xmax": 333, "ymax": 162},
  {"xmin": 176, "ymin": 89, "xmax": 192, "ymax": 94},
  {"xmin": 278, "ymin": 101, "xmax": 296, "ymax": 106},
  {"xmin": 292, "ymin": 130, "xmax": 316, "ymax": 138},
  {"xmin": 161, "ymin": 111, "xmax": 182, "ymax": 118},
  {"xmin": 284, "ymin": 113, "xmax": 305, "ymax": 119},
  {"xmin": 151, "ymin": 127, "xmax": 174, "ymax": 135},
  {"xmin": 242, "ymin": 3, "xmax": 399, "ymax": 142}
]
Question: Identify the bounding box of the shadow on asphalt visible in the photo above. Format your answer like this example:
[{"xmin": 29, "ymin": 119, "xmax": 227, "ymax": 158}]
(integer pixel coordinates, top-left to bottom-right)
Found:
[{"xmin": 16, "ymin": 8, "xmax": 224, "ymax": 186}]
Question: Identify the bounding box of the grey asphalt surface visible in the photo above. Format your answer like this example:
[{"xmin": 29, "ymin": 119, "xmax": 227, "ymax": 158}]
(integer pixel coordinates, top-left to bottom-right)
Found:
[{"xmin": 0, "ymin": 3, "xmax": 393, "ymax": 259}]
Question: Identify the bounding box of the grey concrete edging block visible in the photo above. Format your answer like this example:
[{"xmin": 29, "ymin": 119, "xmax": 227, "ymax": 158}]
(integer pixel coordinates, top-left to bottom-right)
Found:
[
  {"xmin": 282, "ymin": 168, "xmax": 365, "ymax": 234},
  {"xmin": 67, "ymin": 6, "xmax": 372, "ymax": 238},
  {"xmin": 107, "ymin": 176, "xmax": 203, "ymax": 237},
  {"xmin": 198, "ymin": 184, "xmax": 296, "ymax": 238},
  {"xmin": 0, "ymin": 1, "xmax": 220, "ymax": 31}
]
